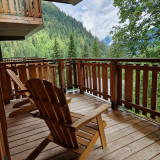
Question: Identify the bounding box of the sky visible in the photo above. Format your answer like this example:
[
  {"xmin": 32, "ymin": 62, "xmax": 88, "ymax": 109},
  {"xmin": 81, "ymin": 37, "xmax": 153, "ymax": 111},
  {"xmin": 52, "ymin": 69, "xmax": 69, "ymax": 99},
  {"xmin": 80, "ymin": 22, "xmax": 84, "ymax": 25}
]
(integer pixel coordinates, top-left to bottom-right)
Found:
[{"xmin": 53, "ymin": 0, "xmax": 119, "ymax": 41}]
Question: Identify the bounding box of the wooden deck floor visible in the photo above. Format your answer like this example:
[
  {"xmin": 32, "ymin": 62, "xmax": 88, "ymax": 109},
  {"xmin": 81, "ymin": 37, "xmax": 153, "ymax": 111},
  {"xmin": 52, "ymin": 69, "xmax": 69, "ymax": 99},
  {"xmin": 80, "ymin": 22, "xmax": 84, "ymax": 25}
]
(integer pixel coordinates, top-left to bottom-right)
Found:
[{"xmin": 5, "ymin": 93, "xmax": 160, "ymax": 160}]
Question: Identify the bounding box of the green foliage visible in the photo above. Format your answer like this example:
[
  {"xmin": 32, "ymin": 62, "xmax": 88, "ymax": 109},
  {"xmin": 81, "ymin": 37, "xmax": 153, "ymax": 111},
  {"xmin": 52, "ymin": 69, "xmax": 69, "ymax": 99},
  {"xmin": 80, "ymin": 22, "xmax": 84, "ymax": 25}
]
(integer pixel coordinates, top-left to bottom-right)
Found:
[
  {"xmin": 110, "ymin": 0, "xmax": 160, "ymax": 57},
  {"xmin": 52, "ymin": 38, "xmax": 61, "ymax": 59},
  {"xmin": 1, "ymin": 2, "xmax": 109, "ymax": 59},
  {"xmin": 67, "ymin": 34, "xmax": 76, "ymax": 58},
  {"xmin": 92, "ymin": 38, "xmax": 101, "ymax": 58},
  {"xmin": 82, "ymin": 43, "xmax": 89, "ymax": 58}
]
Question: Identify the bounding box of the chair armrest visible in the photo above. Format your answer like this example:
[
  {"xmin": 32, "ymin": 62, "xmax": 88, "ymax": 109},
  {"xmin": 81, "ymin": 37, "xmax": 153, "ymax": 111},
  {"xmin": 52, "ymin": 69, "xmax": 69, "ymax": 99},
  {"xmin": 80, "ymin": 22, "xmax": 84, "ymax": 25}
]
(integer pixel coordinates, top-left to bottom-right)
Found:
[
  {"xmin": 70, "ymin": 104, "xmax": 110, "ymax": 131},
  {"xmin": 30, "ymin": 110, "xmax": 40, "ymax": 118},
  {"xmin": 66, "ymin": 97, "xmax": 72, "ymax": 104}
]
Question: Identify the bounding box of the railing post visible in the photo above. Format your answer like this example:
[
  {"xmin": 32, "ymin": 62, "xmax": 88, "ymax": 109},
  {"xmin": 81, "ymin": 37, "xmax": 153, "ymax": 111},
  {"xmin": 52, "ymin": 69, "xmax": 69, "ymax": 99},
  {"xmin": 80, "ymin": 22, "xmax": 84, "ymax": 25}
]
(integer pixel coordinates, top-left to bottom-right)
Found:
[
  {"xmin": 0, "ymin": 78, "xmax": 11, "ymax": 160},
  {"xmin": 58, "ymin": 60, "xmax": 66, "ymax": 92},
  {"xmin": 0, "ymin": 64, "xmax": 10, "ymax": 104},
  {"xmin": 110, "ymin": 61, "xmax": 118, "ymax": 109},
  {"xmin": 77, "ymin": 60, "xmax": 84, "ymax": 94}
]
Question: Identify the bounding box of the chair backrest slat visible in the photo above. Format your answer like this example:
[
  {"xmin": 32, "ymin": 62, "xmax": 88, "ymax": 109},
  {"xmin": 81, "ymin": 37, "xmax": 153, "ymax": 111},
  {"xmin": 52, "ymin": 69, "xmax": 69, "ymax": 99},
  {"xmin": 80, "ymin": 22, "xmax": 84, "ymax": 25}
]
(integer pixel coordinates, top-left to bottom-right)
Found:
[
  {"xmin": 26, "ymin": 79, "xmax": 79, "ymax": 148},
  {"xmin": 7, "ymin": 69, "xmax": 33, "ymax": 103}
]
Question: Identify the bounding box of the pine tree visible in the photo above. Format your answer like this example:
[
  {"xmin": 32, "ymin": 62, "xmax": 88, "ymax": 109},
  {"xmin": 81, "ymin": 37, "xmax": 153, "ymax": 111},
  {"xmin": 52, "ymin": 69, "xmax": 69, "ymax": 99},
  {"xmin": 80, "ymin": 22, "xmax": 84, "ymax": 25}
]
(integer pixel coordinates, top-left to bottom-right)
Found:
[
  {"xmin": 67, "ymin": 34, "xmax": 76, "ymax": 58},
  {"xmin": 82, "ymin": 43, "xmax": 89, "ymax": 58},
  {"xmin": 52, "ymin": 38, "xmax": 61, "ymax": 59},
  {"xmin": 92, "ymin": 38, "xmax": 101, "ymax": 58}
]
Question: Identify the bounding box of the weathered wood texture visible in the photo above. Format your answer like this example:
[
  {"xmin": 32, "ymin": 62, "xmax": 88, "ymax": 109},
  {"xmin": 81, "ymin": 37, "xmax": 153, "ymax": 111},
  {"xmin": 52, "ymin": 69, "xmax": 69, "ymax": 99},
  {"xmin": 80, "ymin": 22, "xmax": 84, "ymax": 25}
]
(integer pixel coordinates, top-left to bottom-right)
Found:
[
  {"xmin": 4, "ymin": 93, "xmax": 160, "ymax": 160},
  {"xmin": 0, "ymin": 0, "xmax": 42, "ymax": 17}
]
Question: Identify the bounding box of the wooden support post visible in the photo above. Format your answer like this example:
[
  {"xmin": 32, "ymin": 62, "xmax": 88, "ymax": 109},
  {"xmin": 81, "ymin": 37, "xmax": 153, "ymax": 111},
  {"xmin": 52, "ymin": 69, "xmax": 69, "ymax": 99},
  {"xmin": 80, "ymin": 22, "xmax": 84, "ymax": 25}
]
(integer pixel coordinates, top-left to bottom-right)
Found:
[
  {"xmin": 0, "ymin": 64, "xmax": 10, "ymax": 104},
  {"xmin": 0, "ymin": 81, "xmax": 11, "ymax": 160},
  {"xmin": 58, "ymin": 60, "xmax": 66, "ymax": 92},
  {"xmin": 77, "ymin": 60, "xmax": 84, "ymax": 94},
  {"xmin": 110, "ymin": 62, "xmax": 118, "ymax": 109}
]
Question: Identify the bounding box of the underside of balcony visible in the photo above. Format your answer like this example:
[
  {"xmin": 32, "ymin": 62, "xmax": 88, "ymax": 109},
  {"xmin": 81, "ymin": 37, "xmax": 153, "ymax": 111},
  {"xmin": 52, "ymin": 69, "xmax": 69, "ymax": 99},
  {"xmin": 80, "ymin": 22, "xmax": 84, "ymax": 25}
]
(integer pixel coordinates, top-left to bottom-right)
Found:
[
  {"xmin": 0, "ymin": 0, "xmax": 43, "ymax": 41},
  {"xmin": 5, "ymin": 93, "xmax": 160, "ymax": 160},
  {"xmin": 0, "ymin": 15, "xmax": 43, "ymax": 41}
]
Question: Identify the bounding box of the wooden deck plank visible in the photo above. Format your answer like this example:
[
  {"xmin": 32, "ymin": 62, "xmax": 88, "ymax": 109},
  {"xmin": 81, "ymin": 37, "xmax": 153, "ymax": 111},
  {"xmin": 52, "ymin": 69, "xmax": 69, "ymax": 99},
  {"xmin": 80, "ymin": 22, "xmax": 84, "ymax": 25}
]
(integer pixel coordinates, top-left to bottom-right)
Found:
[
  {"xmin": 87, "ymin": 125, "xmax": 159, "ymax": 160},
  {"xmin": 125, "ymin": 139, "xmax": 160, "ymax": 160},
  {"xmin": 4, "ymin": 93, "xmax": 160, "ymax": 160},
  {"xmin": 151, "ymin": 154, "xmax": 160, "ymax": 160},
  {"xmin": 100, "ymin": 130, "xmax": 160, "ymax": 160}
]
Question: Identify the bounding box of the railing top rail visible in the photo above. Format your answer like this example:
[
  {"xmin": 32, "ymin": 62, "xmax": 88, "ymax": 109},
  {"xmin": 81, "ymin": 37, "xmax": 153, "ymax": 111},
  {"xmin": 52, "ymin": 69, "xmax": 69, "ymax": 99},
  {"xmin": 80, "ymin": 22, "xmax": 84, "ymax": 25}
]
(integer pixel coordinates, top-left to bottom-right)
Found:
[
  {"xmin": 74, "ymin": 58, "xmax": 160, "ymax": 63},
  {"xmin": 0, "ymin": 58, "xmax": 160, "ymax": 65}
]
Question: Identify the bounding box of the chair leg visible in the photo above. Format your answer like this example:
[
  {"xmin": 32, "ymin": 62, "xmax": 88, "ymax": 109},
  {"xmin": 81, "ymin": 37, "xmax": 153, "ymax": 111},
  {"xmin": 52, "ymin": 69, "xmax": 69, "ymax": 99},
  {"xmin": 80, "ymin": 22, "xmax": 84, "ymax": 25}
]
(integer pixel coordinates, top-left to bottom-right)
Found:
[
  {"xmin": 97, "ymin": 114, "xmax": 107, "ymax": 149},
  {"xmin": 13, "ymin": 99, "xmax": 30, "ymax": 108},
  {"xmin": 9, "ymin": 104, "xmax": 37, "ymax": 118},
  {"xmin": 79, "ymin": 131, "xmax": 99, "ymax": 160},
  {"xmin": 25, "ymin": 136, "xmax": 50, "ymax": 160}
]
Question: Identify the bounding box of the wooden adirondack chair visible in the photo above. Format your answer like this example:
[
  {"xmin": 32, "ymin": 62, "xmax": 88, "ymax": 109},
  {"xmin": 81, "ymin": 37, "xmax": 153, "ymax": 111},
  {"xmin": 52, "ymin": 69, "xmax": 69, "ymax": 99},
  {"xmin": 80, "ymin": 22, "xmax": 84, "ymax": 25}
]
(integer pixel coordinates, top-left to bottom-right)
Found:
[
  {"xmin": 7, "ymin": 69, "xmax": 71, "ymax": 118},
  {"xmin": 26, "ymin": 79, "xmax": 110, "ymax": 160},
  {"xmin": 6, "ymin": 69, "xmax": 37, "ymax": 118}
]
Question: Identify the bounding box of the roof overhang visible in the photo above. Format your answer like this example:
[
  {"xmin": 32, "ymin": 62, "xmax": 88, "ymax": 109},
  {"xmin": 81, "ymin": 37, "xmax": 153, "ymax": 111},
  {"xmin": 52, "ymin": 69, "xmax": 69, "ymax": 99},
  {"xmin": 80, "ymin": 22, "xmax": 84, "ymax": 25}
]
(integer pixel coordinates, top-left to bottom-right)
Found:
[{"xmin": 44, "ymin": 0, "xmax": 82, "ymax": 5}]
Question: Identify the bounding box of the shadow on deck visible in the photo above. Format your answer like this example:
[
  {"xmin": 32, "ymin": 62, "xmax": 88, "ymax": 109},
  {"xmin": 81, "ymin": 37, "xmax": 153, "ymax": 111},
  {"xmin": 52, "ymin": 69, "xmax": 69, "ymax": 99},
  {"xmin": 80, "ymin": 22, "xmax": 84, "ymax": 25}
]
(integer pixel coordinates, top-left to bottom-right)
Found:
[{"xmin": 5, "ymin": 93, "xmax": 160, "ymax": 160}]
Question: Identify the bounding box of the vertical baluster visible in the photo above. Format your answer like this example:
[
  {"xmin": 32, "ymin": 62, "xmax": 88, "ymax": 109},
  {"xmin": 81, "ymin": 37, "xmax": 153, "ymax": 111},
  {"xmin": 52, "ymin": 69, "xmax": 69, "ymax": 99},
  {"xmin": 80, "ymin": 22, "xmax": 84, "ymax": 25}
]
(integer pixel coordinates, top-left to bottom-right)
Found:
[
  {"xmin": 8, "ymin": 0, "xmax": 16, "ymax": 15},
  {"xmin": 58, "ymin": 60, "xmax": 66, "ymax": 92},
  {"xmin": 73, "ymin": 62, "xmax": 77, "ymax": 88},
  {"xmin": 2, "ymin": 0, "xmax": 9, "ymax": 14},
  {"xmin": 118, "ymin": 67, "xmax": 122, "ymax": 106},
  {"xmin": 43, "ymin": 63, "xmax": 49, "ymax": 81},
  {"xmin": 85, "ymin": 64, "xmax": 89, "ymax": 92},
  {"xmin": 27, "ymin": 0, "xmax": 33, "ymax": 17},
  {"xmin": 89, "ymin": 63, "xmax": 92, "ymax": 94},
  {"xmin": 83, "ymin": 63, "xmax": 85, "ymax": 90},
  {"xmin": 23, "ymin": 0, "xmax": 27, "ymax": 16},
  {"xmin": 102, "ymin": 64, "xmax": 108, "ymax": 100},
  {"xmin": 0, "ymin": 1, "xmax": 2, "ymax": 13},
  {"xmin": 28, "ymin": 65, "xmax": 37, "ymax": 79},
  {"xmin": 110, "ymin": 62, "xmax": 118, "ymax": 108},
  {"xmin": 19, "ymin": 0, "xmax": 23, "ymax": 15},
  {"xmin": 37, "ymin": 64, "xmax": 43, "ymax": 80},
  {"xmin": 124, "ymin": 64, "xmax": 133, "ymax": 110},
  {"xmin": 38, "ymin": 0, "xmax": 42, "ymax": 18},
  {"xmin": 135, "ymin": 64, "xmax": 140, "ymax": 113},
  {"xmin": 33, "ymin": 0, "xmax": 39, "ymax": 17},
  {"xmin": 49, "ymin": 66, "xmax": 54, "ymax": 84},
  {"xmin": 92, "ymin": 64, "xmax": 97, "ymax": 96},
  {"xmin": 142, "ymin": 64, "xmax": 149, "ymax": 116},
  {"xmin": 151, "ymin": 65, "xmax": 158, "ymax": 119},
  {"xmin": 77, "ymin": 60, "xmax": 84, "ymax": 94},
  {"xmin": 15, "ymin": 0, "xmax": 19, "ymax": 15},
  {"xmin": 53, "ymin": 66, "xmax": 57, "ymax": 86},
  {"xmin": 98, "ymin": 64, "xmax": 101, "ymax": 97},
  {"xmin": 66, "ymin": 64, "xmax": 72, "ymax": 89}
]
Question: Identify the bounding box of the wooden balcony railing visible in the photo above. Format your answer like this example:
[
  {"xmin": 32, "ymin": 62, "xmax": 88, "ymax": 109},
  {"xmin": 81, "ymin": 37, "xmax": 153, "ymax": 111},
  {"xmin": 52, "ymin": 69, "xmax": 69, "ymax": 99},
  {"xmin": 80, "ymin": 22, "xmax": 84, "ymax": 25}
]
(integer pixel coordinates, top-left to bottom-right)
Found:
[
  {"xmin": 0, "ymin": 0, "xmax": 42, "ymax": 17},
  {"xmin": 0, "ymin": 58, "xmax": 160, "ymax": 122}
]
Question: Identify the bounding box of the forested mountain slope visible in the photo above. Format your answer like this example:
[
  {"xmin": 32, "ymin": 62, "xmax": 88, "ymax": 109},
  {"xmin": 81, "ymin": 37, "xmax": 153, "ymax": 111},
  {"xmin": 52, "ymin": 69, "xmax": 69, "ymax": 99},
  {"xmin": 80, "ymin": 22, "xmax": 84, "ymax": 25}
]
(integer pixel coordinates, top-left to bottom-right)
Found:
[{"xmin": 1, "ymin": 2, "xmax": 108, "ymax": 58}]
